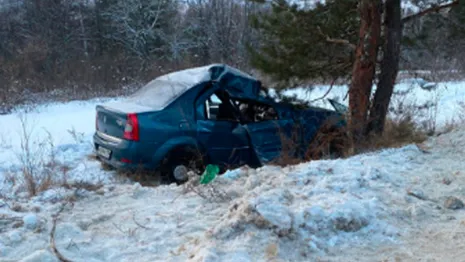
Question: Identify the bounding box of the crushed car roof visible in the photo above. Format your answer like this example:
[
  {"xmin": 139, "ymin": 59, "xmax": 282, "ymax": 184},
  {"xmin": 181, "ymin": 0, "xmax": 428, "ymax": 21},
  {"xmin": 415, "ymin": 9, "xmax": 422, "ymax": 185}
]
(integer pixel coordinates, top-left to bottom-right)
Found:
[
  {"xmin": 155, "ymin": 63, "xmax": 256, "ymax": 86},
  {"xmin": 104, "ymin": 64, "xmax": 257, "ymax": 113}
]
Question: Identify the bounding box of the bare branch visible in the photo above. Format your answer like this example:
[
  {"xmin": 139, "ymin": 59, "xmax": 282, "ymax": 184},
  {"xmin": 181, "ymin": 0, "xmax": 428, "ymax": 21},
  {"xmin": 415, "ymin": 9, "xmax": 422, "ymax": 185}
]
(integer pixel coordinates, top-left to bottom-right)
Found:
[
  {"xmin": 50, "ymin": 203, "xmax": 73, "ymax": 262},
  {"xmin": 402, "ymin": 1, "xmax": 459, "ymax": 24},
  {"xmin": 132, "ymin": 212, "xmax": 155, "ymax": 230},
  {"xmin": 309, "ymin": 77, "xmax": 337, "ymax": 104}
]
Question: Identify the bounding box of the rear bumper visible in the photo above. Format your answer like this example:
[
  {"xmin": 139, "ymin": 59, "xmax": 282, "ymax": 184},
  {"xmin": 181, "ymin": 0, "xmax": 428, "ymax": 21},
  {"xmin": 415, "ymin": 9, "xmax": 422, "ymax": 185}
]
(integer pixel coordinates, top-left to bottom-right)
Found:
[{"xmin": 93, "ymin": 132, "xmax": 153, "ymax": 171}]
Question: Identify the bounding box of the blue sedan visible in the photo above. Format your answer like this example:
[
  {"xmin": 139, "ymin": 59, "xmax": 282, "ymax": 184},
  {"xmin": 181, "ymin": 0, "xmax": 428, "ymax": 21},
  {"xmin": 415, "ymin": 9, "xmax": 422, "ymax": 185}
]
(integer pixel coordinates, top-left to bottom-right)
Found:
[{"xmin": 93, "ymin": 64, "xmax": 346, "ymax": 183}]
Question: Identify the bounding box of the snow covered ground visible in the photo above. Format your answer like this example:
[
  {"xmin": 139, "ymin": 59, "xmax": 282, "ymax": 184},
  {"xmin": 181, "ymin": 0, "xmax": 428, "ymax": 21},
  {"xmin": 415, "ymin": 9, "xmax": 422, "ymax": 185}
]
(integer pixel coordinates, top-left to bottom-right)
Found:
[
  {"xmin": 0, "ymin": 78, "xmax": 465, "ymax": 261},
  {"xmin": 2, "ymin": 129, "xmax": 465, "ymax": 261},
  {"xmin": 0, "ymin": 98, "xmax": 124, "ymax": 198}
]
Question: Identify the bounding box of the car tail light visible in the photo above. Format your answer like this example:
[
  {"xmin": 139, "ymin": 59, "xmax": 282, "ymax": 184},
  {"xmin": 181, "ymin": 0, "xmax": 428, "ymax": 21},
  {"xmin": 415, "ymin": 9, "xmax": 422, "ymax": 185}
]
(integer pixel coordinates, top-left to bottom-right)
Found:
[
  {"xmin": 123, "ymin": 113, "xmax": 139, "ymax": 141},
  {"xmin": 120, "ymin": 158, "xmax": 132, "ymax": 163}
]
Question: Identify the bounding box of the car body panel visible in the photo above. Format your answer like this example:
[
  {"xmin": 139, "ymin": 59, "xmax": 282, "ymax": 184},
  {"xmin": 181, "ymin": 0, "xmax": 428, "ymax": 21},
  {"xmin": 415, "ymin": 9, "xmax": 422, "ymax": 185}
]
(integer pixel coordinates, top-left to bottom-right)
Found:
[
  {"xmin": 196, "ymin": 119, "xmax": 252, "ymax": 168},
  {"xmin": 243, "ymin": 119, "xmax": 294, "ymax": 164}
]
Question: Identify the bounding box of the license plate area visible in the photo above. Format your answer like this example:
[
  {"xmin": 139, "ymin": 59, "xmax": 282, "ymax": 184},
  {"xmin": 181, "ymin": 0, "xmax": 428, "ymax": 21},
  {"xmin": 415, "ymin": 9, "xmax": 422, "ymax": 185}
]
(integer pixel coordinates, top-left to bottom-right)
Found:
[{"xmin": 97, "ymin": 146, "xmax": 112, "ymax": 159}]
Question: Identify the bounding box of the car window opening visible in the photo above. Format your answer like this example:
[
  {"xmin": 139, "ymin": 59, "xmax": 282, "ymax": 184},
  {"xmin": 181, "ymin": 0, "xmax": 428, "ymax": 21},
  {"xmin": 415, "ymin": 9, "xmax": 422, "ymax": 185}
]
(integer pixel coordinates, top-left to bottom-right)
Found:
[
  {"xmin": 235, "ymin": 100, "xmax": 278, "ymax": 123},
  {"xmin": 204, "ymin": 91, "xmax": 278, "ymax": 123}
]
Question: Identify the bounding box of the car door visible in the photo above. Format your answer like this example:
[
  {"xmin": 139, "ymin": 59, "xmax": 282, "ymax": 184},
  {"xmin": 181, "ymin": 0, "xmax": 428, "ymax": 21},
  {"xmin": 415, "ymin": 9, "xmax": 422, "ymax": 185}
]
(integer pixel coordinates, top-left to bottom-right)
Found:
[
  {"xmin": 195, "ymin": 88, "xmax": 256, "ymax": 169},
  {"xmin": 236, "ymin": 99, "xmax": 294, "ymax": 164}
]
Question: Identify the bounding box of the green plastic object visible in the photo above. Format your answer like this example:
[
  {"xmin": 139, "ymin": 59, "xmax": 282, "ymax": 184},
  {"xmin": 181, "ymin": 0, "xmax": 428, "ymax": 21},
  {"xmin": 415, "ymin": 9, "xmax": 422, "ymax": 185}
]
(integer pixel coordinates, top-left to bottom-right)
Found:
[{"xmin": 200, "ymin": 164, "xmax": 220, "ymax": 184}]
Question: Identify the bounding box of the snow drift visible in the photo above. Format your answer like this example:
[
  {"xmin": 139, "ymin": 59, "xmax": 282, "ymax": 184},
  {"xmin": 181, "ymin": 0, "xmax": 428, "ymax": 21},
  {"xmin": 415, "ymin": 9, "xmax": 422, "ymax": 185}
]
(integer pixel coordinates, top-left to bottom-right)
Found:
[{"xmin": 0, "ymin": 139, "xmax": 440, "ymax": 261}]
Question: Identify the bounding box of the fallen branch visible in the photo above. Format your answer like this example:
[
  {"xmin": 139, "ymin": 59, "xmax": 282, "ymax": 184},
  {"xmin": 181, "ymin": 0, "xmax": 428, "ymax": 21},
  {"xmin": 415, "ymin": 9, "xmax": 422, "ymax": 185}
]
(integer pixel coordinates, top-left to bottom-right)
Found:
[
  {"xmin": 111, "ymin": 219, "xmax": 138, "ymax": 237},
  {"xmin": 132, "ymin": 213, "xmax": 154, "ymax": 230},
  {"xmin": 402, "ymin": 1, "xmax": 459, "ymax": 24},
  {"xmin": 50, "ymin": 203, "xmax": 73, "ymax": 262}
]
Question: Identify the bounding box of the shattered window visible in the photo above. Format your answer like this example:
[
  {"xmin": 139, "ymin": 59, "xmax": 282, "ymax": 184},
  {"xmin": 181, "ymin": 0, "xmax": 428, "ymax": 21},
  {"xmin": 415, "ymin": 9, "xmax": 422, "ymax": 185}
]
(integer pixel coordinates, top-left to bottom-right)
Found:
[{"xmin": 234, "ymin": 99, "xmax": 278, "ymax": 123}]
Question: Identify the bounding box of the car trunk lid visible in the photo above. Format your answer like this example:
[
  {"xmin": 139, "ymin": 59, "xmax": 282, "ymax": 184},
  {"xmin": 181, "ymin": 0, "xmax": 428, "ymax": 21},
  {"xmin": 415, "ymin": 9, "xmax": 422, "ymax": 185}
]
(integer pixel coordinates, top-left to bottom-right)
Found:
[
  {"xmin": 96, "ymin": 101, "xmax": 146, "ymax": 141},
  {"xmin": 96, "ymin": 105, "xmax": 128, "ymax": 139}
]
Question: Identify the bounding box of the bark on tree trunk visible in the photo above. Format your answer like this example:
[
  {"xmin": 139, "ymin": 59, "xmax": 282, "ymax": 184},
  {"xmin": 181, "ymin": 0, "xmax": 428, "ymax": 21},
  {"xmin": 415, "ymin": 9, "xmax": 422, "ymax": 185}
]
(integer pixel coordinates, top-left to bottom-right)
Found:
[
  {"xmin": 348, "ymin": 0, "xmax": 382, "ymax": 148},
  {"xmin": 367, "ymin": 0, "xmax": 402, "ymax": 135}
]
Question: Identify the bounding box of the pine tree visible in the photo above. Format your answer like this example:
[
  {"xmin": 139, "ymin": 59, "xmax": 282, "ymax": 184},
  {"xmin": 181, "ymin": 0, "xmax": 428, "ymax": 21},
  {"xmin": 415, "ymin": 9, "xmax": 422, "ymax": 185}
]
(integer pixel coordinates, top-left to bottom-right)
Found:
[
  {"xmin": 248, "ymin": 0, "xmax": 359, "ymax": 87},
  {"xmin": 250, "ymin": 0, "xmax": 460, "ymax": 146}
]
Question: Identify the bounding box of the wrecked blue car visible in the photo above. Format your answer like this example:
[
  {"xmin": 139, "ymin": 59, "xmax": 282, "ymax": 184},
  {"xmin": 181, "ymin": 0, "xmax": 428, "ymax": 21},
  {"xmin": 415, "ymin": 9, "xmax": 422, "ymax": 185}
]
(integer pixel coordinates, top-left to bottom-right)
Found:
[{"xmin": 93, "ymin": 64, "xmax": 346, "ymax": 182}]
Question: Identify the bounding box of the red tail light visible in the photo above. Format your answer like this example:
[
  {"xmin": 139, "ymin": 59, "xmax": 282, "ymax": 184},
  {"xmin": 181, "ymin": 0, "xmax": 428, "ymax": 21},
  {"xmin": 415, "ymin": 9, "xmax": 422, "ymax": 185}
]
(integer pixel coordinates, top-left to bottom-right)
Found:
[{"xmin": 123, "ymin": 113, "xmax": 139, "ymax": 141}]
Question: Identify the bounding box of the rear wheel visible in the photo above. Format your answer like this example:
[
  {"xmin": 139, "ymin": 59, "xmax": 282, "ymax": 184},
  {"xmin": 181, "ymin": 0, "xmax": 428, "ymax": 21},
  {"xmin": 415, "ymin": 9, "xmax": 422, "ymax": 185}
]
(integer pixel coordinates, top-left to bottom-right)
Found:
[{"xmin": 159, "ymin": 147, "xmax": 205, "ymax": 184}]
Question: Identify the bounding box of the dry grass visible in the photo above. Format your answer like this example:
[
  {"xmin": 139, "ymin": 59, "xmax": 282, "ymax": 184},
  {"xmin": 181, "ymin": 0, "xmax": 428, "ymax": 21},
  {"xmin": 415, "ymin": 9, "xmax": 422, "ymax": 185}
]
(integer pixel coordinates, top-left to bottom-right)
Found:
[
  {"xmin": 115, "ymin": 167, "xmax": 161, "ymax": 187},
  {"xmin": 14, "ymin": 114, "xmax": 100, "ymax": 197},
  {"xmin": 265, "ymin": 242, "xmax": 279, "ymax": 260},
  {"xmin": 170, "ymin": 170, "xmax": 231, "ymax": 203},
  {"xmin": 271, "ymin": 125, "xmax": 305, "ymax": 166},
  {"xmin": 363, "ymin": 118, "xmax": 428, "ymax": 150},
  {"xmin": 269, "ymin": 118, "xmax": 351, "ymax": 167},
  {"xmin": 270, "ymin": 107, "xmax": 429, "ymax": 167},
  {"xmin": 16, "ymin": 113, "xmax": 56, "ymax": 196}
]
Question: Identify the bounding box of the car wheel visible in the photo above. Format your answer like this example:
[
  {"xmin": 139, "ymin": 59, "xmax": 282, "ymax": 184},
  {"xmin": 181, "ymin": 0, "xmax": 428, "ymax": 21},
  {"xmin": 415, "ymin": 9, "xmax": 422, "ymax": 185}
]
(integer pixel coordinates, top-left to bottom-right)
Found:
[{"xmin": 160, "ymin": 147, "xmax": 204, "ymax": 185}]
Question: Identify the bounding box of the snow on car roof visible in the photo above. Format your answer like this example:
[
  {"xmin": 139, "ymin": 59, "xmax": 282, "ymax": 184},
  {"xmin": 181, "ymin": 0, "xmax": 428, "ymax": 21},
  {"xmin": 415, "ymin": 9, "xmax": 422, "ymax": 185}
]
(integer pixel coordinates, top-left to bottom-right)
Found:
[
  {"xmin": 114, "ymin": 64, "xmax": 256, "ymax": 112},
  {"xmin": 156, "ymin": 63, "xmax": 255, "ymax": 85}
]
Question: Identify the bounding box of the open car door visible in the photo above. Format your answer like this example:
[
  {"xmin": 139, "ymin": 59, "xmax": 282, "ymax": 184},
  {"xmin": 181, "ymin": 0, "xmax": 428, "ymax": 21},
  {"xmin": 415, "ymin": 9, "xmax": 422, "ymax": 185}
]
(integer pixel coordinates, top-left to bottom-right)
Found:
[{"xmin": 195, "ymin": 88, "xmax": 257, "ymax": 170}]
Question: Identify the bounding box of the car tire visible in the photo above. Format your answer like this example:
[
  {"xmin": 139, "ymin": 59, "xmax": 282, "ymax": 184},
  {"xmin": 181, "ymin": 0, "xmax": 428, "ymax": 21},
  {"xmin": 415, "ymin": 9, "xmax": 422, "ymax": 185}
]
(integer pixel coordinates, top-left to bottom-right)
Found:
[{"xmin": 159, "ymin": 147, "xmax": 205, "ymax": 185}]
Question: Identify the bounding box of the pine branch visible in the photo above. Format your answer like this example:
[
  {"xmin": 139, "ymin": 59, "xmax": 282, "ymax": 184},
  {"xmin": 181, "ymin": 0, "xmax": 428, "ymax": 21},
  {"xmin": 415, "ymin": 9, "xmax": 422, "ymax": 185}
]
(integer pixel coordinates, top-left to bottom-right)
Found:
[
  {"xmin": 402, "ymin": 1, "xmax": 459, "ymax": 24},
  {"xmin": 317, "ymin": 26, "xmax": 356, "ymax": 50}
]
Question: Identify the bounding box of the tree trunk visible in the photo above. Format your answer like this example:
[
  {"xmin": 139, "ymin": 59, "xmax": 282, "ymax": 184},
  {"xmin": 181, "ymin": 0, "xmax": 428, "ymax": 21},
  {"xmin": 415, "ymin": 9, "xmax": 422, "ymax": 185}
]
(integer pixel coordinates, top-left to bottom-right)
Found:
[
  {"xmin": 348, "ymin": 0, "xmax": 382, "ymax": 147},
  {"xmin": 79, "ymin": 6, "xmax": 89, "ymax": 59},
  {"xmin": 367, "ymin": 0, "xmax": 402, "ymax": 135}
]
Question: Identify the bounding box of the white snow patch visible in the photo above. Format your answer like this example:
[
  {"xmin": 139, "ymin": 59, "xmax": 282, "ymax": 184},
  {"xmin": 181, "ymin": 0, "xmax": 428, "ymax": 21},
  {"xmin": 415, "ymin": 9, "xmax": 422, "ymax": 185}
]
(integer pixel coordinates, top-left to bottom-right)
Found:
[
  {"xmin": 22, "ymin": 213, "xmax": 39, "ymax": 230},
  {"xmin": 7, "ymin": 230, "xmax": 23, "ymax": 245},
  {"xmin": 20, "ymin": 249, "xmax": 59, "ymax": 262},
  {"xmin": 255, "ymin": 202, "xmax": 292, "ymax": 231}
]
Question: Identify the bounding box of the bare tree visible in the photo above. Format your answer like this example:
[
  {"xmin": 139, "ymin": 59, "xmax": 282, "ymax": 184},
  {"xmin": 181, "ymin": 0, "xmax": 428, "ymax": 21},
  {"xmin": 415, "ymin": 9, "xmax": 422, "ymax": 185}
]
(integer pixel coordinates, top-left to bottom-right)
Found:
[
  {"xmin": 183, "ymin": 0, "xmax": 260, "ymax": 67},
  {"xmin": 101, "ymin": 0, "xmax": 180, "ymax": 59}
]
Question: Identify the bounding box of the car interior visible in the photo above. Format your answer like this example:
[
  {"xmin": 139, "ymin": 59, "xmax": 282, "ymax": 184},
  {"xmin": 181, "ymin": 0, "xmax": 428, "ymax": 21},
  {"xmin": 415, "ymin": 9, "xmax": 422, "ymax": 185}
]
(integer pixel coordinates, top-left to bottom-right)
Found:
[{"xmin": 204, "ymin": 90, "xmax": 278, "ymax": 123}]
